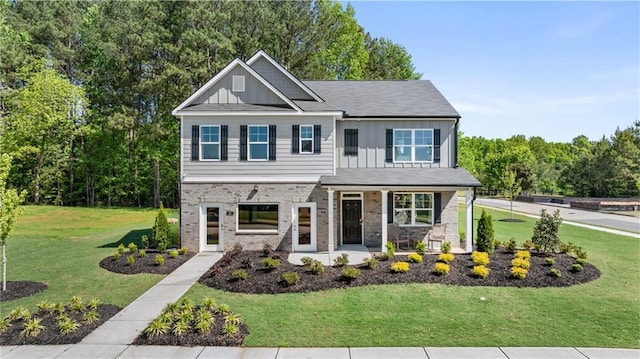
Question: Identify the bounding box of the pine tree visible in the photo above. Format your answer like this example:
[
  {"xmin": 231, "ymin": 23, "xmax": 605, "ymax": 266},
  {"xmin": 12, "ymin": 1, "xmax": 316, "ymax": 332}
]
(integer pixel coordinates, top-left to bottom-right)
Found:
[
  {"xmin": 476, "ymin": 209, "xmax": 495, "ymax": 253},
  {"xmin": 152, "ymin": 202, "xmax": 170, "ymax": 252}
]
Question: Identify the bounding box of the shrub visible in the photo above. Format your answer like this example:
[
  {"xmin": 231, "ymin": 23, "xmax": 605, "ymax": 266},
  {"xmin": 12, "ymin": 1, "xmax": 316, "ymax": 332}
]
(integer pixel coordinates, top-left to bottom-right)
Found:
[
  {"xmin": 515, "ymin": 250, "xmax": 531, "ymax": 260},
  {"xmin": 261, "ymin": 257, "xmax": 280, "ymax": 269},
  {"xmin": 438, "ymin": 253, "xmax": 455, "ymax": 264},
  {"xmin": 37, "ymin": 300, "xmax": 54, "ymax": 313},
  {"xmin": 378, "ymin": 251, "xmax": 392, "ymax": 261},
  {"xmin": 309, "ymin": 260, "xmax": 325, "ymax": 275},
  {"xmin": 545, "ymin": 257, "xmax": 555, "ymax": 266},
  {"xmin": 262, "ymin": 243, "xmax": 273, "ymax": 257},
  {"xmin": 333, "ymin": 253, "xmax": 350, "ymax": 267},
  {"xmin": 572, "ymin": 263, "xmax": 584, "ymax": 272},
  {"xmin": 341, "ymin": 267, "xmax": 360, "ymax": 280},
  {"xmin": 471, "ymin": 265, "xmax": 490, "ymax": 278},
  {"xmin": 152, "ymin": 202, "xmax": 171, "ymax": 252},
  {"xmin": 558, "ymin": 241, "xmax": 575, "ymax": 254},
  {"xmin": 0, "ymin": 318, "xmax": 11, "ymax": 333},
  {"xmin": 476, "ymin": 209, "xmax": 495, "ymax": 253},
  {"xmin": 459, "ymin": 230, "xmax": 466, "ymax": 242},
  {"xmin": 408, "ymin": 253, "xmax": 423, "ymax": 263},
  {"xmin": 522, "ymin": 240, "xmax": 535, "ymax": 250},
  {"xmin": 168, "ymin": 225, "xmax": 180, "ymax": 249},
  {"xmin": 493, "ymin": 240, "xmax": 502, "ymax": 249},
  {"xmin": 385, "ymin": 241, "xmax": 396, "ymax": 256},
  {"xmin": 201, "ymin": 297, "xmax": 216, "ymax": 311},
  {"xmin": 69, "ymin": 296, "xmax": 85, "ymax": 312},
  {"xmin": 83, "ymin": 310, "xmax": 99, "ymax": 324},
  {"xmin": 231, "ymin": 269, "xmax": 247, "ymax": 281},
  {"xmin": 531, "ymin": 209, "xmax": 562, "ymax": 253},
  {"xmin": 172, "ymin": 320, "xmax": 190, "ymax": 336},
  {"xmin": 117, "ymin": 243, "xmax": 126, "ymax": 254},
  {"xmin": 141, "ymin": 235, "xmax": 149, "ymax": 249},
  {"xmin": 127, "ymin": 255, "xmax": 135, "ymax": 266},
  {"xmin": 128, "ymin": 242, "xmax": 137, "ymax": 253},
  {"xmin": 21, "ymin": 318, "xmax": 45, "ymax": 338},
  {"xmin": 138, "ymin": 249, "xmax": 147, "ymax": 258},
  {"xmin": 113, "ymin": 252, "xmax": 121, "ymax": 260},
  {"xmin": 363, "ymin": 256, "xmax": 378, "ymax": 269},
  {"xmin": 550, "ymin": 268, "xmax": 562, "ymax": 277},
  {"xmin": 155, "ymin": 254, "xmax": 165, "ymax": 266},
  {"xmin": 224, "ymin": 313, "xmax": 244, "ymax": 325},
  {"xmin": 511, "ymin": 257, "xmax": 530, "ymax": 269},
  {"xmin": 300, "ymin": 256, "xmax": 314, "ymax": 266},
  {"xmin": 58, "ymin": 317, "xmax": 80, "ymax": 335},
  {"xmin": 282, "ymin": 271, "xmax": 300, "ymax": 286},
  {"xmin": 433, "ymin": 262, "xmax": 450, "ymax": 275},
  {"xmin": 169, "ymin": 249, "xmax": 179, "ymax": 259},
  {"xmin": 222, "ymin": 323, "xmax": 239, "ymax": 337},
  {"xmin": 216, "ymin": 303, "xmax": 231, "ymax": 315},
  {"xmin": 415, "ymin": 241, "xmax": 427, "ymax": 255},
  {"xmin": 504, "ymin": 238, "xmax": 517, "ymax": 252},
  {"xmin": 8, "ymin": 307, "xmax": 31, "ymax": 321},
  {"xmin": 179, "ymin": 247, "xmax": 188, "ymax": 255},
  {"xmin": 145, "ymin": 318, "xmax": 170, "ymax": 337},
  {"xmin": 576, "ymin": 258, "xmax": 588, "ymax": 266},
  {"xmin": 441, "ymin": 240, "xmax": 452, "ymax": 254},
  {"xmin": 511, "ymin": 266, "xmax": 528, "ymax": 279},
  {"xmin": 391, "ymin": 261, "xmax": 410, "ymax": 273},
  {"xmin": 471, "ymin": 251, "xmax": 490, "ymax": 266},
  {"xmin": 575, "ymin": 247, "xmax": 588, "ymax": 260}
]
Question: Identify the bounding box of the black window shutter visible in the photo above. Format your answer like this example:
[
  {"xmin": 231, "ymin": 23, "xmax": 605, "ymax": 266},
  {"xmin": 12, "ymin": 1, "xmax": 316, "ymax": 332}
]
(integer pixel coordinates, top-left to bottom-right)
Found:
[
  {"xmin": 344, "ymin": 129, "xmax": 358, "ymax": 156},
  {"xmin": 387, "ymin": 191, "xmax": 394, "ymax": 224},
  {"xmin": 434, "ymin": 192, "xmax": 442, "ymax": 224},
  {"xmin": 313, "ymin": 124, "xmax": 321, "ymax": 154},
  {"xmin": 220, "ymin": 125, "xmax": 228, "ymax": 161},
  {"xmin": 191, "ymin": 125, "xmax": 199, "ymax": 161},
  {"xmin": 291, "ymin": 125, "xmax": 299, "ymax": 154},
  {"xmin": 434, "ymin": 129, "xmax": 441, "ymax": 163},
  {"xmin": 239, "ymin": 125, "xmax": 247, "ymax": 161},
  {"xmin": 385, "ymin": 129, "xmax": 393, "ymax": 163},
  {"xmin": 268, "ymin": 125, "xmax": 276, "ymax": 161}
]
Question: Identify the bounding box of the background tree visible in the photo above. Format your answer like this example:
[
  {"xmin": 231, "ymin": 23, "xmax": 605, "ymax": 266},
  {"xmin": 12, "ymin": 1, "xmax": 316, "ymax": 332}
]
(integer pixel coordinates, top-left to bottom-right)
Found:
[{"xmin": 0, "ymin": 154, "xmax": 28, "ymax": 291}]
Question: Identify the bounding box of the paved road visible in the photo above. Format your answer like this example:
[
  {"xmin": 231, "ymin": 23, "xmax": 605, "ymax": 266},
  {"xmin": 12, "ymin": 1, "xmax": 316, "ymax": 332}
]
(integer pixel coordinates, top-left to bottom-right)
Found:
[{"xmin": 474, "ymin": 198, "xmax": 640, "ymax": 236}]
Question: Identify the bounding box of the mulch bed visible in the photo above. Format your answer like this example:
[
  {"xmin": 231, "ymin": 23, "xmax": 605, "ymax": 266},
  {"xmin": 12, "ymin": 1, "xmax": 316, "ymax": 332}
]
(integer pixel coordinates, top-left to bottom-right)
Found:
[
  {"xmin": 0, "ymin": 304, "xmax": 121, "ymax": 345},
  {"xmin": 99, "ymin": 250, "xmax": 195, "ymax": 275},
  {"xmin": 199, "ymin": 250, "xmax": 601, "ymax": 294},
  {"xmin": 0, "ymin": 281, "xmax": 48, "ymax": 302}
]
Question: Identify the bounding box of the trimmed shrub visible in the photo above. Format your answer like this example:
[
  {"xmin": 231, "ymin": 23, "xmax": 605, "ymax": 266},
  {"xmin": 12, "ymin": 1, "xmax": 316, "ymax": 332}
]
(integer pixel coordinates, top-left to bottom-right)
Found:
[
  {"xmin": 385, "ymin": 241, "xmax": 396, "ymax": 256},
  {"xmin": 433, "ymin": 262, "xmax": 450, "ymax": 275},
  {"xmin": 169, "ymin": 249, "xmax": 179, "ymax": 259},
  {"xmin": 341, "ymin": 267, "xmax": 360, "ymax": 280},
  {"xmin": 155, "ymin": 254, "xmax": 165, "ymax": 266},
  {"xmin": 531, "ymin": 209, "xmax": 562, "ymax": 253},
  {"xmin": 261, "ymin": 257, "xmax": 280, "ymax": 269},
  {"xmin": 576, "ymin": 258, "xmax": 588, "ymax": 266},
  {"xmin": 138, "ymin": 249, "xmax": 147, "ymax": 258},
  {"xmin": 179, "ymin": 247, "xmax": 188, "ymax": 255},
  {"xmin": 550, "ymin": 268, "xmax": 562, "ymax": 277},
  {"xmin": 471, "ymin": 265, "xmax": 490, "ymax": 278},
  {"xmin": 511, "ymin": 266, "xmax": 528, "ymax": 279},
  {"xmin": 515, "ymin": 250, "xmax": 531, "ymax": 260},
  {"xmin": 127, "ymin": 255, "xmax": 135, "ymax": 266},
  {"xmin": 511, "ymin": 258, "xmax": 530, "ymax": 269},
  {"xmin": 363, "ymin": 256, "xmax": 378, "ymax": 269},
  {"xmin": 391, "ymin": 261, "xmax": 410, "ymax": 273},
  {"xmin": 333, "ymin": 253, "xmax": 349, "ymax": 267},
  {"xmin": 476, "ymin": 209, "xmax": 495, "ymax": 253},
  {"xmin": 112, "ymin": 252, "xmax": 121, "ymax": 260},
  {"xmin": 117, "ymin": 243, "xmax": 126, "ymax": 254},
  {"xmin": 231, "ymin": 269, "xmax": 247, "ymax": 281},
  {"xmin": 309, "ymin": 259, "xmax": 325, "ymax": 275},
  {"xmin": 407, "ymin": 253, "xmax": 423, "ymax": 263},
  {"xmin": 441, "ymin": 240, "xmax": 452, "ymax": 254},
  {"xmin": 415, "ymin": 241, "xmax": 427, "ymax": 255},
  {"xmin": 438, "ymin": 253, "xmax": 455, "ymax": 264},
  {"xmin": 522, "ymin": 240, "xmax": 535, "ymax": 251},
  {"xmin": 128, "ymin": 242, "xmax": 138, "ymax": 253},
  {"xmin": 572, "ymin": 263, "xmax": 584, "ymax": 272},
  {"xmin": 152, "ymin": 202, "xmax": 171, "ymax": 252},
  {"xmin": 504, "ymin": 238, "xmax": 517, "ymax": 252},
  {"xmin": 300, "ymin": 256, "xmax": 315, "ymax": 266},
  {"xmin": 282, "ymin": 271, "xmax": 300, "ymax": 286},
  {"xmin": 544, "ymin": 257, "xmax": 555, "ymax": 266},
  {"xmin": 471, "ymin": 251, "xmax": 490, "ymax": 266}
]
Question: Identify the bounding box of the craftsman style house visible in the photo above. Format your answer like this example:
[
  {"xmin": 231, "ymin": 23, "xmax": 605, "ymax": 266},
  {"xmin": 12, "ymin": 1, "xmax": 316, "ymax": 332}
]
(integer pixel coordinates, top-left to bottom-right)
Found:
[{"xmin": 172, "ymin": 51, "xmax": 480, "ymax": 254}]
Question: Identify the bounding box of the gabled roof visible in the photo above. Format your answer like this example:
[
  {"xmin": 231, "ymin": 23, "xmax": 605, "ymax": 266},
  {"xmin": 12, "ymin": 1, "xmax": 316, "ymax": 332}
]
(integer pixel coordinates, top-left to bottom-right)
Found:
[
  {"xmin": 172, "ymin": 58, "xmax": 302, "ymax": 115},
  {"xmin": 304, "ymin": 80, "xmax": 460, "ymax": 118},
  {"xmin": 247, "ymin": 50, "xmax": 323, "ymax": 102}
]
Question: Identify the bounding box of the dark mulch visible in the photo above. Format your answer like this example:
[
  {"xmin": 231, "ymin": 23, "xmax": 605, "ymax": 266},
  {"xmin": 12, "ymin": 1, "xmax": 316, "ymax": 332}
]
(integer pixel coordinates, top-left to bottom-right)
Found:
[
  {"xmin": 499, "ymin": 218, "xmax": 526, "ymax": 222},
  {"xmin": 199, "ymin": 250, "xmax": 601, "ymax": 294},
  {"xmin": 0, "ymin": 281, "xmax": 48, "ymax": 302},
  {"xmin": 0, "ymin": 304, "xmax": 121, "ymax": 345},
  {"xmin": 99, "ymin": 250, "xmax": 195, "ymax": 275}
]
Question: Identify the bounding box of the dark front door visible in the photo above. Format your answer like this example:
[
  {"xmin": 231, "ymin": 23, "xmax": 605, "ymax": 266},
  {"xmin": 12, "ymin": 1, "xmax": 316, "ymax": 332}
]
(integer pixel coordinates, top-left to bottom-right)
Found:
[{"xmin": 342, "ymin": 199, "xmax": 362, "ymax": 244}]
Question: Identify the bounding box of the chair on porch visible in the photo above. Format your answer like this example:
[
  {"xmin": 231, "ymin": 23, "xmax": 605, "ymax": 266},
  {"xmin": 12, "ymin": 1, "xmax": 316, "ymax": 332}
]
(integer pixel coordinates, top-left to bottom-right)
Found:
[
  {"xmin": 387, "ymin": 223, "xmax": 411, "ymax": 250},
  {"xmin": 427, "ymin": 223, "xmax": 447, "ymax": 251}
]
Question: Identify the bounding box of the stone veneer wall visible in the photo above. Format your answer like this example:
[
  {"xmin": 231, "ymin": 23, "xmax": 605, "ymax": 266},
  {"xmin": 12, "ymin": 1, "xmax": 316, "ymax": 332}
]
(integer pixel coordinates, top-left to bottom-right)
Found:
[{"xmin": 181, "ymin": 183, "xmax": 329, "ymax": 252}]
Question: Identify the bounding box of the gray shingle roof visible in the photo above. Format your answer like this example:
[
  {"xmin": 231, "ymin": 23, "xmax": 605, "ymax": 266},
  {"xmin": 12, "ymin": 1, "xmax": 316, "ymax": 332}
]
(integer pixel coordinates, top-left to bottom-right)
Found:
[
  {"xmin": 182, "ymin": 103, "xmax": 295, "ymax": 112},
  {"xmin": 303, "ymin": 80, "xmax": 459, "ymax": 118},
  {"xmin": 320, "ymin": 168, "xmax": 481, "ymax": 187}
]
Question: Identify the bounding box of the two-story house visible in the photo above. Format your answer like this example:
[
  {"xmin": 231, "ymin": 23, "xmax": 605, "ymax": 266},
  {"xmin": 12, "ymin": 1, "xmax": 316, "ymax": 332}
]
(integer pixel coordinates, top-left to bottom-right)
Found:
[{"xmin": 172, "ymin": 51, "xmax": 480, "ymax": 254}]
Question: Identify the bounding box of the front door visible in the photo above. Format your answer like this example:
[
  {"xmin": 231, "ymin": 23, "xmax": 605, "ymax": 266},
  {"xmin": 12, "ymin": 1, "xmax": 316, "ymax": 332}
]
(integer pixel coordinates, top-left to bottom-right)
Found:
[
  {"xmin": 200, "ymin": 204, "xmax": 223, "ymax": 251},
  {"xmin": 342, "ymin": 199, "xmax": 362, "ymax": 244},
  {"xmin": 292, "ymin": 203, "xmax": 316, "ymax": 252}
]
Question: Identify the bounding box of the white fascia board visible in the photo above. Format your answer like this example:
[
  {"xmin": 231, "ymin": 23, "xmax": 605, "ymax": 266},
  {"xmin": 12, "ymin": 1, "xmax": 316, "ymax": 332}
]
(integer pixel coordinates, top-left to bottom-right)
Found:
[
  {"xmin": 171, "ymin": 58, "xmax": 302, "ymax": 115},
  {"xmin": 318, "ymin": 185, "xmax": 467, "ymax": 192},
  {"xmin": 247, "ymin": 50, "xmax": 324, "ymax": 102},
  {"xmin": 173, "ymin": 111, "xmax": 344, "ymax": 117},
  {"xmin": 182, "ymin": 176, "xmax": 320, "ymax": 184}
]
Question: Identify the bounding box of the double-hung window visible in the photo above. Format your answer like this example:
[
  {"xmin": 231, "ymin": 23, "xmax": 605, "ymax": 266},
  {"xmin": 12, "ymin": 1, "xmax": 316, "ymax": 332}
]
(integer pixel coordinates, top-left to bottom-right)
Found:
[
  {"xmin": 200, "ymin": 125, "xmax": 220, "ymax": 161},
  {"xmin": 393, "ymin": 192, "xmax": 433, "ymax": 226},
  {"xmin": 300, "ymin": 125, "xmax": 313, "ymax": 154},
  {"xmin": 248, "ymin": 125, "xmax": 269, "ymax": 161},
  {"xmin": 393, "ymin": 129, "xmax": 433, "ymax": 162}
]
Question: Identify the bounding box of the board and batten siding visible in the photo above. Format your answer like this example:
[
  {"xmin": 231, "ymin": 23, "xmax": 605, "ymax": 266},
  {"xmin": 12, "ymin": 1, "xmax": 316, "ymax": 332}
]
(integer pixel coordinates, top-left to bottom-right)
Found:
[
  {"xmin": 250, "ymin": 57, "xmax": 314, "ymax": 100},
  {"xmin": 181, "ymin": 115, "xmax": 334, "ymax": 179},
  {"xmin": 336, "ymin": 118, "xmax": 456, "ymax": 169},
  {"xmin": 192, "ymin": 66, "xmax": 288, "ymax": 106}
]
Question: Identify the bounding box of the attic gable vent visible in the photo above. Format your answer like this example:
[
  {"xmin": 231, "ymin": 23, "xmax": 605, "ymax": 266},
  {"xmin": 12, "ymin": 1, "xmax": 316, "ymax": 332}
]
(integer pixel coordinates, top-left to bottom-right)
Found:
[{"xmin": 232, "ymin": 75, "xmax": 245, "ymax": 92}]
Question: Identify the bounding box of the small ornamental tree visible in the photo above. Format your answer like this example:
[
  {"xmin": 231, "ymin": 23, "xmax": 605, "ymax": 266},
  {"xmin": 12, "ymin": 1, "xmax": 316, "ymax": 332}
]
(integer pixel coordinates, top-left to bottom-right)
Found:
[
  {"xmin": 152, "ymin": 202, "xmax": 170, "ymax": 252},
  {"xmin": 531, "ymin": 209, "xmax": 562, "ymax": 253},
  {"xmin": 1, "ymin": 154, "xmax": 27, "ymax": 291},
  {"xmin": 476, "ymin": 209, "xmax": 495, "ymax": 253},
  {"xmin": 501, "ymin": 170, "xmax": 522, "ymax": 220}
]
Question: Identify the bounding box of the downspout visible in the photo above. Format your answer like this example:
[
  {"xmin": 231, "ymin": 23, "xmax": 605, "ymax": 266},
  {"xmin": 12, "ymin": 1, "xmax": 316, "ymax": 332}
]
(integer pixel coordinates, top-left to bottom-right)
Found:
[{"xmin": 454, "ymin": 117, "xmax": 460, "ymax": 168}]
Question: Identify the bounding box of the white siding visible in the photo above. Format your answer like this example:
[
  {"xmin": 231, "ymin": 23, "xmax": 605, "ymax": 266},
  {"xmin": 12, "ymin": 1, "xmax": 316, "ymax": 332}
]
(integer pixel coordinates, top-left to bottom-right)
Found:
[
  {"xmin": 336, "ymin": 118, "xmax": 456, "ymax": 169},
  {"xmin": 182, "ymin": 115, "xmax": 335, "ymax": 179}
]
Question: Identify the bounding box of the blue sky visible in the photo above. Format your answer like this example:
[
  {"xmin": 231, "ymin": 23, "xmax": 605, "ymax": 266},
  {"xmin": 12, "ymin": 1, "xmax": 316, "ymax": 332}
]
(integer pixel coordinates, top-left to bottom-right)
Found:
[{"xmin": 348, "ymin": 1, "xmax": 639, "ymax": 142}]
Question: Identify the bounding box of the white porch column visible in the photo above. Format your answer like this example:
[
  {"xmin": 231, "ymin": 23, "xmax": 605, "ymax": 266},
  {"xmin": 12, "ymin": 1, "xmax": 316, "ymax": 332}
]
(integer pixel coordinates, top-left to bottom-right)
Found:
[
  {"xmin": 380, "ymin": 190, "xmax": 388, "ymax": 253},
  {"xmin": 327, "ymin": 188, "xmax": 335, "ymax": 258},
  {"xmin": 465, "ymin": 188, "xmax": 473, "ymax": 253}
]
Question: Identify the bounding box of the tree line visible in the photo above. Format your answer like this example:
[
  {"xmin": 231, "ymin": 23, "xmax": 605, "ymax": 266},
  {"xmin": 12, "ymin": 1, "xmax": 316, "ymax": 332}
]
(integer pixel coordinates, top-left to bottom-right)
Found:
[
  {"xmin": 458, "ymin": 123, "xmax": 640, "ymax": 198},
  {"xmin": 0, "ymin": 0, "xmax": 421, "ymax": 207}
]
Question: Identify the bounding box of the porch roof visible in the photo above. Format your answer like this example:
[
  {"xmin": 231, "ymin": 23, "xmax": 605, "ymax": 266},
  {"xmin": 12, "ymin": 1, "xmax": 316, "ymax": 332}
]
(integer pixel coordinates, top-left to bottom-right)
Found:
[{"xmin": 320, "ymin": 168, "xmax": 481, "ymax": 188}]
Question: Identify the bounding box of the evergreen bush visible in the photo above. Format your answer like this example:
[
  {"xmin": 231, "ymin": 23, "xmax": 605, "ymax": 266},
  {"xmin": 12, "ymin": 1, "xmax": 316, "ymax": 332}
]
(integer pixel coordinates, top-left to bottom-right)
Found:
[
  {"xmin": 152, "ymin": 202, "xmax": 171, "ymax": 252},
  {"xmin": 476, "ymin": 209, "xmax": 495, "ymax": 253},
  {"xmin": 531, "ymin": 209, "xmax": 562, "ymax": 253}
]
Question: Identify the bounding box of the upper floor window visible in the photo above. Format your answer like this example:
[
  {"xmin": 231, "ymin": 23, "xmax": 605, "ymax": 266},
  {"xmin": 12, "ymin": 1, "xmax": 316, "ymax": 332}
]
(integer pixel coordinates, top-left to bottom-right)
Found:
[
  {"xmin": 200, "ymin": 125, "xmax": 220, "ymax": 161},
  {"xmin": 248, "ymin": 125, "xmax": 269, "ymax": 161},
  {"xmin": 393, "ymin": 129, "xmax": 433, "ymax": 162},
  {"xmin": 300, "ymin": 125, "xmax": 313, "ymax": 153},
  {"xmin": 394, "ymin": 192, "xmax": 433, "ymax": 226},
  {"xmin": 344, "ymin": 129, "xmax": 358, "ymax": 156},
  {"xmin": 292, "ymin": 124, "xmax": 321, "ymax": 154}
]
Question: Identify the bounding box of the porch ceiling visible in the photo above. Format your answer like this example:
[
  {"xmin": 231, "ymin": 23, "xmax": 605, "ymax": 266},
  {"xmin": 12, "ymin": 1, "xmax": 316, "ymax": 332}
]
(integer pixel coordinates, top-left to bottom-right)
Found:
[{"xmin": 320, "ymin": 168, "xmax": 481, "ymax": 188}]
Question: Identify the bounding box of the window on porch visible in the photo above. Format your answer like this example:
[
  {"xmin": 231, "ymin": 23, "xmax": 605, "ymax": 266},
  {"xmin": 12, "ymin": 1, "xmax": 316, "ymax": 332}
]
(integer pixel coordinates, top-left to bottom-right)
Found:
[{"xmin": 393, "ymin": 192, "xmax": 433, "ymax": 226}]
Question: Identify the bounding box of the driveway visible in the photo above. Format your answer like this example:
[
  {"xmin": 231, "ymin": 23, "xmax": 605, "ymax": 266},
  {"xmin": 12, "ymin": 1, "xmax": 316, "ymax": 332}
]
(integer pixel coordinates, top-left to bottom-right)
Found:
[{"xmin": 474, "ymin": 198, "xmax": 640, "ymax": 236}]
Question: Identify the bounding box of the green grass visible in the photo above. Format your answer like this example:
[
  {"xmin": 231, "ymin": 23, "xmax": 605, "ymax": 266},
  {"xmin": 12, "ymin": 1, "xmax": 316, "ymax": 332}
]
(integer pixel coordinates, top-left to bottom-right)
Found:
[
  {"xmin": 184, "ymin": 206, "xmax": 639, "ymax": 348},
  {"xmin": 0, "ymin": 205, "xmax": 177, "ymax": 317}
]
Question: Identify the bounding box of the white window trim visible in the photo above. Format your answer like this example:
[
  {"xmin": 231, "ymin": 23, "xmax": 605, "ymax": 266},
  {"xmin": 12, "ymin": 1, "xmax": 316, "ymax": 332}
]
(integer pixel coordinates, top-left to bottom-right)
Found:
[
  {"xmin": 393, "ymin": 192, "xmax": 434, "ymax": 227},
  {"xmin": 200, "ymin": 125, "xmax": 220, "ymax": 161},
  {"xmin": 393, "ymin": 129, "xmax": 434, "ymax": 163},
  {"xmin": 248, "ymin": 125, "xmax": 269, "ymax": 161},
  {"xmin": 236, "ymin": 203, "xmax": 279, "ymax": 234},
  {"xmin": 299, "ymin": 125, "xmax": 314, "ymax": 154},
  {"xmin": 232, "ymin": 75, "xmax": 245, "ymax": 92}
]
